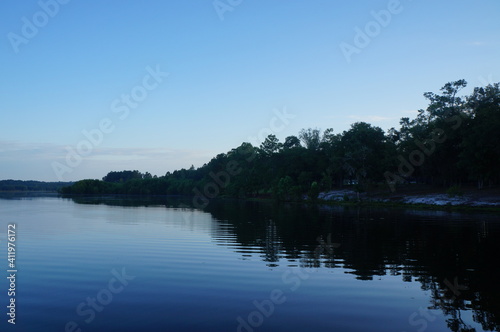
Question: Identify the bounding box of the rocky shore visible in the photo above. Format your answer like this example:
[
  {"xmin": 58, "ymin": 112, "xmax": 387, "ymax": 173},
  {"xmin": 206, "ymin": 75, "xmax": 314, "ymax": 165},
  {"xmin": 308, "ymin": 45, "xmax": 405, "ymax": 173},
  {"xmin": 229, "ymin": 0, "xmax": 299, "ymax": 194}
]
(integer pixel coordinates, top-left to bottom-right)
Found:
[{"xmin": 318, "ymin": 187, "xmax": 500, "ymax": 208}]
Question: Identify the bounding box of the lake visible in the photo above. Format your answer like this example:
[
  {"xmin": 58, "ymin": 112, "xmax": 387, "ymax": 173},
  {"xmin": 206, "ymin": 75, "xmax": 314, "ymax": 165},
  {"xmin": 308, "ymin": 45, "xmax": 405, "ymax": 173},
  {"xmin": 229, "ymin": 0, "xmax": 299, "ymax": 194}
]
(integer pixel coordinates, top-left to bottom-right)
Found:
[{"xmin": 0, "ymin": 194, "xmax": 499, "ymax": 332}]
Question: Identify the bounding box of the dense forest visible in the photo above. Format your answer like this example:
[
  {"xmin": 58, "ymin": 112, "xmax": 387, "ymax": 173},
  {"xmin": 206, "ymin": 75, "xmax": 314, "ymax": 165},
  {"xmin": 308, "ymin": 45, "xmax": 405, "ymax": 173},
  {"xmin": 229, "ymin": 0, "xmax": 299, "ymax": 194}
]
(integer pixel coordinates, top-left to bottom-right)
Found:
[
  {"xmin": 60, "ymin": 80, "xmax": 500, "ymax": 205},
  {"xmin": 0, "ymin": 180, "xmax": 73, "ymax": 192}
]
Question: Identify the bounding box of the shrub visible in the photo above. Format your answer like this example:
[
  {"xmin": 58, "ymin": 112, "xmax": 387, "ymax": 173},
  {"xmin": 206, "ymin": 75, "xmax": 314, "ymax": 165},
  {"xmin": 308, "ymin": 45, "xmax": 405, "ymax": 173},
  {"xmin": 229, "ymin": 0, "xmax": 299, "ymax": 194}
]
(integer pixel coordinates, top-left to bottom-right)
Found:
[{"xmin": 446, "ymin": 185, "xmax": 464, "ymax": 198}]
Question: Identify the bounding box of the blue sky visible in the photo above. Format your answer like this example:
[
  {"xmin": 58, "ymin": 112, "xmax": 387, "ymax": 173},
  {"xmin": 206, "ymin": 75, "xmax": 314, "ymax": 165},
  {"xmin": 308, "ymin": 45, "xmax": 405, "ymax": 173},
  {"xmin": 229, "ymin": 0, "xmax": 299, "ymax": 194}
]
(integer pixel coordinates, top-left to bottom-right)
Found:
[{"xmin": 1, "ymin": 0, "xmax": 499, "ymax": 181}]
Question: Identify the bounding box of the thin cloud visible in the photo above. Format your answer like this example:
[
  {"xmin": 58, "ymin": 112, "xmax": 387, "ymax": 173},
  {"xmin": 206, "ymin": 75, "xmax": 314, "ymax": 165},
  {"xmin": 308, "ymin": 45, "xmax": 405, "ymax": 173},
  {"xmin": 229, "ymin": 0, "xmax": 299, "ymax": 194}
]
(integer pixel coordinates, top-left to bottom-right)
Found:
[
  {"xmin": 0, "ymin": 140, "xmax": 217, "ymax": 181},
  {"xmin": 0, "ymin": 141, "xmax": 212, "ymax": 161},
  {"xmin": 347, "ymin": 115, "xmax": 395, "ymax": 122},
  {"xmin": 400, "ymin": 110, "xmax": 419, "ymax": 115}
]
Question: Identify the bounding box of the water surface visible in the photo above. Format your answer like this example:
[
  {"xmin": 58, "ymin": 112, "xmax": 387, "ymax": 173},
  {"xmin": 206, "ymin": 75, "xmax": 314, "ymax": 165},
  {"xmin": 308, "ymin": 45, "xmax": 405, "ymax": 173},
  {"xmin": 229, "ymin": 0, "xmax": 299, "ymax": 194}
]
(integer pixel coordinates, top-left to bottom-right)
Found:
[{"xmin": 0, "ymin": 194, "xmax": 499, "ymax": 331}]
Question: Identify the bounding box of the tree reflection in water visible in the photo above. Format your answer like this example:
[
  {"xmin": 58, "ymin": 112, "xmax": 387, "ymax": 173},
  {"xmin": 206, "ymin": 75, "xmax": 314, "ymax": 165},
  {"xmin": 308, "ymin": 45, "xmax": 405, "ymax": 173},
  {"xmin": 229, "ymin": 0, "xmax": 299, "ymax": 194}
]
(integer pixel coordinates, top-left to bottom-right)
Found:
[{"xmin": 68, "ymin": 195, "xmax": 500, "ymax": 331}]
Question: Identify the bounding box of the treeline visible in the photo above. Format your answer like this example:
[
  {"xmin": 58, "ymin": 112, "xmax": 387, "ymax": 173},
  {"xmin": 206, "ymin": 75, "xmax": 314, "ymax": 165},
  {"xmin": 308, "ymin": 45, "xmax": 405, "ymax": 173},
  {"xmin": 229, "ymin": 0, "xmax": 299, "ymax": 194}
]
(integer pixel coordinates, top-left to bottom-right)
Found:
[
  {"xmin": 60, "ymin": 80, "xmax": 500, "ymax": 202},
  {"xmin": 0, "ymin": 180, "xmax": 73, "ymax": 192}
]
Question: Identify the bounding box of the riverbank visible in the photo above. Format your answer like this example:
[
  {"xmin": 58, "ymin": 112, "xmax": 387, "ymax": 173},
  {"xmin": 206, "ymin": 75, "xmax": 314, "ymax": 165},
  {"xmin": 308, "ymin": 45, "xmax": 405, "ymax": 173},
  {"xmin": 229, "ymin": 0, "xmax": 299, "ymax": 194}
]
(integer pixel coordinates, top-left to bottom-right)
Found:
[{"xmin": 317, "ymin": 184, "xmax": 500, "ymax": 210}]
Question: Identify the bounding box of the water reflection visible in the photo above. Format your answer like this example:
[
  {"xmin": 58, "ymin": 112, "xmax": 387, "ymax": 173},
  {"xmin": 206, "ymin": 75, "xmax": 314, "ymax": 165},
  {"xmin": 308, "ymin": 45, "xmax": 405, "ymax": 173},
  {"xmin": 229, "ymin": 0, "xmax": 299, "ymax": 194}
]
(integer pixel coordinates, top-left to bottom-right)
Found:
[{"xmin": 65, "ymin": 195, "xmax": 500, "ymax": 331}]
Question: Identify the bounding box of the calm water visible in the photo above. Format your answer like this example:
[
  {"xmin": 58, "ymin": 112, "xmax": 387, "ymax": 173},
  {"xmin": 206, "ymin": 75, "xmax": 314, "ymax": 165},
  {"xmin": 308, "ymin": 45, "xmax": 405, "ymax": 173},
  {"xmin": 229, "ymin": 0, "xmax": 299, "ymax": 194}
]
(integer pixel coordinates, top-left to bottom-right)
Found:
[{"xmin": 0, "ymin": 194, "xmax": 499, "ymax": 332}]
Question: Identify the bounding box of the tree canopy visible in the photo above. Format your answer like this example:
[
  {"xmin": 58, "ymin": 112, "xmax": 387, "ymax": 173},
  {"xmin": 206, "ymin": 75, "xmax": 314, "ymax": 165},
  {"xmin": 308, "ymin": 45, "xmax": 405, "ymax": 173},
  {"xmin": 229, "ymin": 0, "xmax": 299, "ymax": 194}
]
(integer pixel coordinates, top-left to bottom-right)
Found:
[{"xmin": 61, "ymin": 80, "xmax": 500, "ymax": 200}]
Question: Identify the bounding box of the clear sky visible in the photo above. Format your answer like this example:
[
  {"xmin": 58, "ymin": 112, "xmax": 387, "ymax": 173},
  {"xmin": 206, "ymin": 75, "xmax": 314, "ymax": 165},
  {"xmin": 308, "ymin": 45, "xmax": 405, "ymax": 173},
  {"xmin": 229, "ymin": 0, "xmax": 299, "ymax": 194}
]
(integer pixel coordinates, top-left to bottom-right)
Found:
[{"xmin": 1, "ymin": 0, "xmax": 499, "ymax": 181}]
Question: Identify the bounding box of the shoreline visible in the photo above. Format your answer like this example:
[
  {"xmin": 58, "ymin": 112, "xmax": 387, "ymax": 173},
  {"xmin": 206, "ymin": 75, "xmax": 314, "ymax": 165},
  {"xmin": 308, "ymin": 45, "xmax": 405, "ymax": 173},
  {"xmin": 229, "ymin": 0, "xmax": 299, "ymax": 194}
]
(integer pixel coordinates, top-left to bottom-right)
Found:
[
  {"xmin": 314, "ymin": 186, "xmax": 500, "ymax": 212},
  {"xmin": 3, "ymin": 188, "xmax": 500, "ymax": 212}
]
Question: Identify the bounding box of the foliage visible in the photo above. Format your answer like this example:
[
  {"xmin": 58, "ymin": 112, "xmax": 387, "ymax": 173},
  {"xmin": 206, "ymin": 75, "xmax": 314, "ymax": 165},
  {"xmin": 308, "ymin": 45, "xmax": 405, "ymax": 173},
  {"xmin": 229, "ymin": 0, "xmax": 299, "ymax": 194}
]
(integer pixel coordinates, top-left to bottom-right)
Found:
[
  {"xmin": 60, "ymin": 80, "xmax": 500, "ymax": 199},
  {"xmin": 446, "ymin": 185, "xmax": 464, "ymax": 198},
  {"xmin": 299, "ymin": 128, "xmax": 321, "ymax": 150},
  {"xmin": 308, "ymin": 181, "xmax": 320, "ymax": 201},
  {"xmin": 102, "ymin": 170, "xmax": 144, "ymax": 183}
]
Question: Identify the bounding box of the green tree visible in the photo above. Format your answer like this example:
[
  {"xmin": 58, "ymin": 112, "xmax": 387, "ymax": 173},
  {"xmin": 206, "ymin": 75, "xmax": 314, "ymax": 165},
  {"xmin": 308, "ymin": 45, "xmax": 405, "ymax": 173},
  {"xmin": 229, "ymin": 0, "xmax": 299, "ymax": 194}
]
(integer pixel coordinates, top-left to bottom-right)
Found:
[
  {"xmin": 102, "ymin": 170, "xmax": 143, "ymax": 183},
  {"xmin": 283, "ymin": 136, "xmax": 302, "ymax": 150},
  {"xmin": 459, "ymin": 83, "xmax": 500, "ymax": 188},
  {"xmin": 260, "ymin": 134, "xmax": 282, "ymax": 155},
  {"xmin": 308, "ymin": 181, "xmax": 320, "ymax": 201},
  {"xmin": 299, "ymin": 128, "xmax": 321, "ymax": 150},
  {"xmin": 340, "ymin": 122, "xmax": 395, "ymax": 185},
  {"xmin": 273, "ymin": 176, "xmax": 294, "ymax": 201},
  {"xmin": 391, "ymin": 80, "xmax": 470, "ymax": 186}
]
